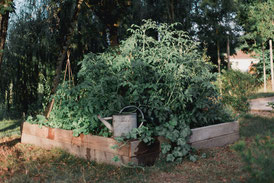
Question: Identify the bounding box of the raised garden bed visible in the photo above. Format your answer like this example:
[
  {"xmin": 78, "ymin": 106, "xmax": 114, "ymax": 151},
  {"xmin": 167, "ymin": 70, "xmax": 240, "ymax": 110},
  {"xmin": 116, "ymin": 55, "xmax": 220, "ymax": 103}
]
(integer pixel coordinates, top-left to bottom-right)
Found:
[
  {"xmin": 21, "ymin": 121, "xmax": 239, "ymax": 165},
  {"xmin": 21, "ymin": 122, "xmax": 160, "ymax": 166}
]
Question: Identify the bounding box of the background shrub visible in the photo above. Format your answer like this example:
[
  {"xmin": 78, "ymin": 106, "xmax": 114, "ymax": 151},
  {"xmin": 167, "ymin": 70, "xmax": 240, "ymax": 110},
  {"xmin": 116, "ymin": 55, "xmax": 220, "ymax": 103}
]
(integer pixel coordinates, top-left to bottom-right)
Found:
[
  {"xmin": 254, "ymin": 52, "xmax": 272, "ymax": 83},
  {"xmin": 219, "ymin": 70, "xmax": 257, "ymax": 114}
]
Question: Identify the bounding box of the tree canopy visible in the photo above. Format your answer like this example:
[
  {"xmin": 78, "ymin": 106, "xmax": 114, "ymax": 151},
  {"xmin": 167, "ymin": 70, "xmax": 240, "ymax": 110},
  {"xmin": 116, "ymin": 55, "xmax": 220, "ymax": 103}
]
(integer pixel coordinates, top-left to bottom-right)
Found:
[{"xmin": 0, "ymin": 0, "xmax": 272, "ymax": 115}]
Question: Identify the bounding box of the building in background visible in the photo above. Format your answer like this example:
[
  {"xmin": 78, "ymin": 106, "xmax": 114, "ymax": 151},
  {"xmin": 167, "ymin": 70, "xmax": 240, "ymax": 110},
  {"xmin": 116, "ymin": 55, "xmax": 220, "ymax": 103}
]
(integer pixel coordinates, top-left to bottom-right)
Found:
[{"xmin": 229, "ymin": 50, "xmax": 259, "ymax": 72}]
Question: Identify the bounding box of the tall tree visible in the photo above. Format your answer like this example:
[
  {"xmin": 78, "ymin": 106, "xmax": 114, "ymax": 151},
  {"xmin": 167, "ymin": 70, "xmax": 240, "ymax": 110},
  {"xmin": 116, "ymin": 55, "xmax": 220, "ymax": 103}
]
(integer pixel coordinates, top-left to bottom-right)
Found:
[
  {"xmin": 193, "ymin": 0, "xmax": 239, "ymax": 73},
  {"xmin": 237, "ymin": 0, "xmax": 274, "ymax": 92},
  {"xmin": 45, "ymin": 0, "xmax": 84, "ymax": 118},
  {"xmin": 0, "ymin": 0, "xmax": 14, "ymax": 74},
  {"xmin": 1, "ymin": 0, "xmax": 107, "ymax": 114}
]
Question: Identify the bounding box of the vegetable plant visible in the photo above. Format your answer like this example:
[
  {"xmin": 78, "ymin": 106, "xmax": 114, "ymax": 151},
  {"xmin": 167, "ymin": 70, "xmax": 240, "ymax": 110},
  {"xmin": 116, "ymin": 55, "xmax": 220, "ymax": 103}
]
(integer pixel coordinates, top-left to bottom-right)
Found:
[{"xmin": 28, "ymin": 20, "xmax": 232, "ymax": 162}]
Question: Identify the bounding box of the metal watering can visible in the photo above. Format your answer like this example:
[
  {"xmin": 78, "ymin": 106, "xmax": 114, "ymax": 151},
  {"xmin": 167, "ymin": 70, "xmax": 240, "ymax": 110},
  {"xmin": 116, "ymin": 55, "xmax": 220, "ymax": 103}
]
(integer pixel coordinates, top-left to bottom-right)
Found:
[{"xmin": 97, "ymin": 106, "xmax": 144, "ymax": 137}]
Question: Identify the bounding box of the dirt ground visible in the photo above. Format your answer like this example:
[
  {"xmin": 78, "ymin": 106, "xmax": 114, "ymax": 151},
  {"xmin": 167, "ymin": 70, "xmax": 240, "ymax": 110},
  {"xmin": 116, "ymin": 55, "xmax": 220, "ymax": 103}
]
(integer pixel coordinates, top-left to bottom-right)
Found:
[{"xmin": 0, "ymin": 97, "xmax": 273, "ymax": 182}]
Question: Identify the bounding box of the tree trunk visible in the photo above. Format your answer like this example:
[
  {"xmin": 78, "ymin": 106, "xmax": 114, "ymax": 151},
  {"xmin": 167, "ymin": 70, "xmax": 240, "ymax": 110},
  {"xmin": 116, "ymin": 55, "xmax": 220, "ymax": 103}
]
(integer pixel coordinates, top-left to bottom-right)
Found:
[
  {"xmin": 227, "ymin": 36, "xmax": 230, "ymax": 70},
  {"xmin": 45, "ymin": 0, "xmax": 84, "ymax": 118},
  {"xmin": 108, "ymin": 24, "xmax": 118, "ymax": 47},
  {"xmin": 166, "ymin": 0, "xmax": 176, "ymax": 23},
  {"xmin": 0, "ymin": 0, "xmax": 13, "ymax": 74},
  {"xmin": 269, "ymin": 39, "xmax": 273, "ymax": 91},
  {"xmin": 169, "ymin": 0, "xmax": 175, "ymax": 23},
  {"xmin": 217, "ymin": 40, "xmax": 221, "ymax": 74},
  {"xmin": 262, "ymin": 44, "xmax": 267, "ymax": 92}
]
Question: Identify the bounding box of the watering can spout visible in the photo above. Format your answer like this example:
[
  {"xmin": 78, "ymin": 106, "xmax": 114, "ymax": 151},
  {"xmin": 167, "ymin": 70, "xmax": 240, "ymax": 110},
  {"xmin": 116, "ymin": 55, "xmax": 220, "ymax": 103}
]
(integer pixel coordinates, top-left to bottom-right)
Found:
[{"xmin": 97, "ymin": 115, "xmax": 113, "ymax": 132}]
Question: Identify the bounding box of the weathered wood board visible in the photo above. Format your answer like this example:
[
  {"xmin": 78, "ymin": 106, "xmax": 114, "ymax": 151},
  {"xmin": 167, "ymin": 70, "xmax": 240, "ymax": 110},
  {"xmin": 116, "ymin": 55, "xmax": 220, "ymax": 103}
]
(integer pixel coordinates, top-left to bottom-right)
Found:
[
  {"xmin": 189, "ymin": 121, "xmax": 239, "ymax": 149},
  {"xmin": 21, "ymin": 121, "xmax": 239, "ymax": 165},
  {"xmin": 21, "ymin": 122, "xmax": 159, "ymax": 166}
]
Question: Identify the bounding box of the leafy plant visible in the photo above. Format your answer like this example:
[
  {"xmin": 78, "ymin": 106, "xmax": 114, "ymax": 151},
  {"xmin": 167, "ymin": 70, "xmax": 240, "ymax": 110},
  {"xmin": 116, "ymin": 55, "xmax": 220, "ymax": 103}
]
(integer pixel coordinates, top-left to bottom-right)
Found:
[
  {"xmin": 30, "ymin": 20, "xmax": 232, "ymax": 162},
  {"xmin": 0, "ymin": 0, "xmax": 15, "ymax": 15},
  {"xmin": 254, "ymin": 51, "xmax": 273, "ymax": 84},
  {"xmin": 219, "ymin": 70, "xmax": 257, "ymax": 114},
  {"xmin": 233, "ymin": 135, "xmax": 274, "ymax": 183},
  {"xmin": 267, "ymin": 102, "xmax": 274, "ymax": 109}
]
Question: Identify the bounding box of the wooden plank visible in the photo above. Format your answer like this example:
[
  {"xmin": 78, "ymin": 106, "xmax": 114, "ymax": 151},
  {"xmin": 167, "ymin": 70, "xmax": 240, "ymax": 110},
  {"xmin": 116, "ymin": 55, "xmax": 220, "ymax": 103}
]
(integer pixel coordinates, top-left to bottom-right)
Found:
[
  {"xmin": 22, "ymin": 133, "xmax": 60, "ymax": 150},
  {"xmin": 84, "ymin": 135, "xmax": 130, "ymax": 156},
  {"xmin": 48, "ymin": 125, "xmax": 130, "ymax": 156},
  {"xmin": 22, "ymin": 122, "xmax": 49, "ymax": 138},
  {"xmin": 191, "ymin": 132, "xmax": 239, "ymax": 149},
  {"xmin": 130, "ymin": 139, "xmax": 160, "ymax": 157},
  {"xmin": 22, "ymin": 123, "xmax": 129, "ymax": 156},
  {"xmin": 47, "ymin": 127, "xmax": 84, "ymax": 146},
  {"xmin": 21, "ymin": 133, "xmax": 131, "ymax": 166},
  {"xmin": 189, "ymin": 121, "xmax": 239, "ymax": 143},
  {"xmin": 84, "ymin": 147, "xmax": 96, "ymax": 161},
  {"xmin": 52, "ymin": 128, "xmax": 73, "ymax": 143}
]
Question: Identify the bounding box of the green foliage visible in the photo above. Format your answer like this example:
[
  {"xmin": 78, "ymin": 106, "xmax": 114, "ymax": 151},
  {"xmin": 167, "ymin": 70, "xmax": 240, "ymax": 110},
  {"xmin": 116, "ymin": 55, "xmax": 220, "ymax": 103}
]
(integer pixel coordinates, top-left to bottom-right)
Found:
[
  {"xmin": 0, "ymin": 119, "xmax": 21, "ymax": 138},
  {"xmin": 0, "ymin": 0, "xmax": 15, "ymax": 15},
  {"xmin": 267, "ymin": 102, "xmax": 274, "ymax": 110},
  {"xmin": 0, "ymin": 0, "xmax": 107, "ymax": 115},
  {"xmin": 192, "ymin": 0, "xmax": 240, "ymax": 69},
  {"xmin": 239, "ymin": 114, "xmax": 274, "ymax": 138},
  {"xmin": 219, "ymin": 70, "xmax": 257, "ymax": 114},
  {"xmin": 254, "ymin": 51, "xmax": 273, "ymax": 83},
  {"xmin": 237, "ymin": 0, "xmax": 274, "ymax": 49},
  {"xmin": 36, "ymin": 20, "xmax": 232, "ymax": 162},
  {"xmin": 26, "ymin": 115, "xmax": 47, "ymax": 128},
  {"xmin": 233, "ymin": 135, "xmax": 274, "ymax": 183}
]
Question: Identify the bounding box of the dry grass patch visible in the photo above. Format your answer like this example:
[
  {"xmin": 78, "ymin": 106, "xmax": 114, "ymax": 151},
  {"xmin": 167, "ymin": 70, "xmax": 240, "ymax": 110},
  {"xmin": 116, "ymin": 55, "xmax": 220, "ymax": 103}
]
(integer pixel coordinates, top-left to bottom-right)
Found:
[{"xmin": 0, "ymin": 113, "xmax": 273, "ymax": 182}]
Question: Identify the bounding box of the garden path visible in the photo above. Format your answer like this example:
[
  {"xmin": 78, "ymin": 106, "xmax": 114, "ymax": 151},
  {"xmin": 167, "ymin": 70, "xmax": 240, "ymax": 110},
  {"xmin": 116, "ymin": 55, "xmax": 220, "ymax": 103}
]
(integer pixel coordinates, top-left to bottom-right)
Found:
[{"xmin": 249, "ymin": 96, "xmax": 274, "ymax": 111}]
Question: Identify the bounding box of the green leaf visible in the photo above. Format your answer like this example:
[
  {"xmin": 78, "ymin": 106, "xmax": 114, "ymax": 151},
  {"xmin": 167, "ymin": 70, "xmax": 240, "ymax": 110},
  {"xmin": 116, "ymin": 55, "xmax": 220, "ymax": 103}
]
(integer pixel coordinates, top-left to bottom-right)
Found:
[{"xmin": 112, "ymin": 156, "xmax": 120, "ymax": 162}]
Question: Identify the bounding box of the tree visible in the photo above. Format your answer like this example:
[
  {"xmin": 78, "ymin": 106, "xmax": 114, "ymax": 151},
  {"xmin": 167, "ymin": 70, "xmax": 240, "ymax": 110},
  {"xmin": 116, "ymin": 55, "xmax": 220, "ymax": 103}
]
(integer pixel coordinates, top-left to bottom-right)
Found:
[
  {"xmin": 0, "ymin": 0, "xmax": 14, "ymax": 74},
  {"xmin": 237, "ymin": 0, "xmax": 274, "ymax": 92},
  {"xmin": 1, "ymin": 0, "xmax": 108, "ymax": 114},
  {"xmin": 193, "ymin": 0, "xmax": 239, "ymax": 73},
  {"xmin": 45, "ymin": 0, "xmax": 84, "ymax": 118}
]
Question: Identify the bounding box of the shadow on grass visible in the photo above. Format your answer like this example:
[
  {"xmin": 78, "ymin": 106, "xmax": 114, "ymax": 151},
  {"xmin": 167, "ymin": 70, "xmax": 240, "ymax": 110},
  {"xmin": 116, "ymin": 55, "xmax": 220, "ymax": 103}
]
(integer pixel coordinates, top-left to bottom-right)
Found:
[
  {"xmin": 239, "ymin": 114, "xmax": 274, "ymax": 138},
  {"xmin": 0, "ymin": 120, "xmax": 21, "ymax": 133},
  {"xmin": 0, "ymin": 137, "xmax": 21, "ymax": 147}
]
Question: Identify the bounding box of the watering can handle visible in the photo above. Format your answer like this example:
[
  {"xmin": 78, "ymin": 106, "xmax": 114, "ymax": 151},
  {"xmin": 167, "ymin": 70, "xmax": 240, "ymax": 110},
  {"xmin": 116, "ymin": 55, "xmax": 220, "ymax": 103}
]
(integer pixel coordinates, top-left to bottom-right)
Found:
[{"xmin": 119, "ymin": 106, "xmax": 145, "ymax": 128}]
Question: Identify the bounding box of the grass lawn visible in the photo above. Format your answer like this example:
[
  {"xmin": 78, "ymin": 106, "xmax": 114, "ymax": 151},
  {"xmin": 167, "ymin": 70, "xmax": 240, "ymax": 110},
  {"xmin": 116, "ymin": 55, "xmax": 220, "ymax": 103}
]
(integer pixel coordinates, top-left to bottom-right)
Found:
[
  {"xmin": 0, "ymin": 114, "xmax": 273, "ymax": 183},
  {"xmin": 249, "ymin": 92, "xmax": 274, "ymax": 100},
  {"xmin": 0, "ymin": 119, "xmax": 21, "ymax": 139}
]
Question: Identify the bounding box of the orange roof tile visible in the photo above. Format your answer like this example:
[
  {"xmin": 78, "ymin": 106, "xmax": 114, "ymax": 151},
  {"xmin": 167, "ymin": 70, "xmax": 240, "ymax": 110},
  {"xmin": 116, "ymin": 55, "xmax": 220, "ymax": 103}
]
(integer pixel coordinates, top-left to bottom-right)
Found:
[{"xmin": 231, "ymin": 50, "xmax": 258, "ymax": 59}]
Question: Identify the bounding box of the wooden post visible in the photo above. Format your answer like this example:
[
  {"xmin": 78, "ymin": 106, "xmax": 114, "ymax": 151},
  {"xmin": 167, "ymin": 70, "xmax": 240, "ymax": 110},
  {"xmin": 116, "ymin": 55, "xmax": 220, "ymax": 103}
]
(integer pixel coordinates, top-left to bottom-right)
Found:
[
  {"xmin": 227, "ymin": 36, "xmax": 230, "ymax": 70},
  {"xmin": 269, "ymin": 40, "xmax": 273, "ymax": 91},
  {"xmin": 262, "ymin": 44, "xmax": 267, "ymax": 92},
  {"xmin": 217, "ymin": 40, "xmax": 221, "ymax": 74}
]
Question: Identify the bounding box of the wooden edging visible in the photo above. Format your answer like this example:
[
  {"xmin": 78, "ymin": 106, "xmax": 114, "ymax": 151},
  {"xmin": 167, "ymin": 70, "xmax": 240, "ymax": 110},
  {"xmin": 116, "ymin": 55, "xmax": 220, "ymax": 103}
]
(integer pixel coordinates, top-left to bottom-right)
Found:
[
  {"xmin": 189, "ymin": 121, "xmax": 239, "ymax": 149},
  {"xmin": 21, "ymin": 122, "xmax": 159, "ymax": 166},
  {"xmin": 21, "ymin": 121, "xmax": 239, "ymax": 165}
]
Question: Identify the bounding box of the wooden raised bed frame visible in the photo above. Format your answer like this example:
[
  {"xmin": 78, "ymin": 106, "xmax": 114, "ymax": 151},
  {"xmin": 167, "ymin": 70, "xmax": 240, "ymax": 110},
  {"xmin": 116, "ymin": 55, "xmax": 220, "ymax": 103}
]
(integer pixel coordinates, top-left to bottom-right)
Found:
[
  {"xmin": 21, "ymin": 122, "xmax": 159, "ymax": 166},
  {"xmin": 21, "ymin": 121, "xmax": 239, "ymax": 165},
  {"xmin": 189, "ymin": 121, "xmax": 239, "ymax": 149}
]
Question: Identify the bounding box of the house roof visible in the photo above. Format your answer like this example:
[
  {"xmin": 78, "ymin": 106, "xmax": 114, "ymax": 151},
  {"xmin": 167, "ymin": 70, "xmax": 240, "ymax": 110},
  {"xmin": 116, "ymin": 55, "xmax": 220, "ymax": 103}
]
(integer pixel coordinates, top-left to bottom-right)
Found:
[{"xmin": 231, "ymin": 50, "xmax": 258, "ymax": 60}]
